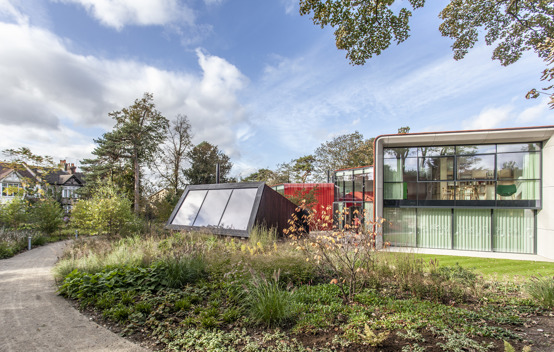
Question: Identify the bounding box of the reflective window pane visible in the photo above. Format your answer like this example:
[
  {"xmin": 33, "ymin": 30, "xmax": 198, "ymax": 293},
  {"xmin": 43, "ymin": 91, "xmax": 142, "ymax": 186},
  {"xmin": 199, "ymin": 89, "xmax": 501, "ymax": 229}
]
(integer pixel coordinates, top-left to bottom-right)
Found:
[
  {"xmin": 419, "ymin": 146, "xmax": 455, "ymax": 156},
  {"xmin": 219, "ymin": 188, "xmax": 258, "ymax": 230},
  {"xmin": 497, "ymin": 152, "xmax": 540, "ymax": 180},
  {"xmin": 457, "ymin": 155, "xmax": 495, "ymax": 180},
  {"xmin": 172, "ymin": 190, "xmax": 207, "ymax": 226},
  {"xmin": 384, "ymin": 159, "xmax": 402, "ymax": 182},
  {"xmin": 419, "ymin": 157, "xmax": 454, "ymax": 181},
  {"xmin": 456, "ymin": 145, "xmax": 496, "ymax": 155},
  {"xmin": 497, "ymin": 143, "xmax": 541, "ymax": 153},
  {"xmin": 403, "ymin": 158, "xmax": 418, "ymax": 181},
  {"xmin": 384, "ymin": 147, "xmax": 417, "ymax": 158},
  {"xmin": 457, "ymin": 181, "xmax": 495, "ymax": 200},
  {"xmin": 193, "ymin": 189, "xmax": 232, "ymax": 227},
  {"xmin": 418, "ymin": 181, "xmax": 453, "ymax": 201}
]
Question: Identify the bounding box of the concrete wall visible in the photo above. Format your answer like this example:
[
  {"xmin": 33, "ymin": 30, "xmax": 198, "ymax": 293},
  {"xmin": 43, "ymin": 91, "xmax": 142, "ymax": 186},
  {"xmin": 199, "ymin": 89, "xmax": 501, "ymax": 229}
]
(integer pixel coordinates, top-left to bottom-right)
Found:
[{"xmin": 537, "ymin": 135, "xmax": 554, "ymax": 259}]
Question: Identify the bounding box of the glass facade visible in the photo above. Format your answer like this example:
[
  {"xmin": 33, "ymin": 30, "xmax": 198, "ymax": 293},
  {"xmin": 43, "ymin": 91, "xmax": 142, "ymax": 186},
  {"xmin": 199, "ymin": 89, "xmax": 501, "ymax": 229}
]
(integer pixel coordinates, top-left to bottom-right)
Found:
[
  {"xmin": 383, "ymin": 143, "xmax": 541, "ymax": 208},
  {"xmin": 334, "ymin": 166, "xmax": 373, "ymax": 229},
  {"xmin": 382, "ymin": 142, "xmax": 541, "ymax": 254}
]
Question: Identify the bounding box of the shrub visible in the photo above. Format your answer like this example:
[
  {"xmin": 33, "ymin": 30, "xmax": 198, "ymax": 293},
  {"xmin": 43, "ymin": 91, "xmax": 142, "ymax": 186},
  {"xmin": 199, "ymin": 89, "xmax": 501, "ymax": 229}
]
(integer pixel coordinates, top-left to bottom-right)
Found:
[
  {"xmin": 243, "ymin": 269, "xmax": 297, "ymax": 327},
  {"xmin": 0, "ymin": 197, "xmax": 30, "ymax": 229},
  {"xmin": 31, "ymin": 198, "xmax": 63, "ymax": 235},
  {"xmin": 526, "ymin": 275, "xmax": 554, "ymax": 309},
  {"xmin": 71, "ymin": 182, "xmax": 135, "ymax": 236}
]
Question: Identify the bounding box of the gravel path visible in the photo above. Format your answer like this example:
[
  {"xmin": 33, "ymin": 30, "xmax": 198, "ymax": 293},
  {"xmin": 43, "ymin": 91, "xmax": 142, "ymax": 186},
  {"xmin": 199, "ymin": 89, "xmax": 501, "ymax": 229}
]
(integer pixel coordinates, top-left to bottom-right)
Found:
[{"xmin": 0, "ymin": 241, "xmax": 149, "ymax": 352}]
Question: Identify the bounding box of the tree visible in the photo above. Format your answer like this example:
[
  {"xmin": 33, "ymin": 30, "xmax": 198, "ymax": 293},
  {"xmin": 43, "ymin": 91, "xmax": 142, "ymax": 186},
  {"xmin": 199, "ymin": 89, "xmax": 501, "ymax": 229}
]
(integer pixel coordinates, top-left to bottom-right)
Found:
[
  {"xmin": 2, "ymin": 147, "xmax": 57, "ymax": 197},
  {"xmin": 82, "ymin": 93, "xmax": 169, "ymax": 212},
  {"xmin": 300, "ymin": 0, "xmax": 554, "ymax": 105},
  {"xmin": 291, "ymin": 155, "xmax": 316, "ymax": 183},
  {"xmin": 32, "ymin": 198, "xmax": 64, "ymax": 235},
  {"xmin": 151, "ymin": 114, "xmax": 193, "ymax": 194},
  {"xmin": 313, "ymin": 131, "xmax": 373, "ymax": 179},
  {"xmin": 183, "ymin": 142, "xmax": 233, "ymax": 185},
  {"xmin": 242, "ymin": 168, "xmax": 280, "ymax": 185}
]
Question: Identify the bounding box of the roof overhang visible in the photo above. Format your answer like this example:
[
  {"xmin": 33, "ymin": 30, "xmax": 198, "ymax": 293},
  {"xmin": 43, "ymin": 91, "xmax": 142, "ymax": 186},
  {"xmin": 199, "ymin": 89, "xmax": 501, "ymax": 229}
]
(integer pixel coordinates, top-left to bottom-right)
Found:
[{"xmin": 375, "ymin": 126, "xmax": 554, "ymax": 148}]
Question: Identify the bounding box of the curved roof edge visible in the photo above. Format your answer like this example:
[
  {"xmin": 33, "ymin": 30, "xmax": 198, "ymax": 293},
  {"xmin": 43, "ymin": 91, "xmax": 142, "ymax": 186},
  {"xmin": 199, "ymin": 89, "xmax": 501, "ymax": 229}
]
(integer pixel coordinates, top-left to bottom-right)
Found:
[{"xmin": 374, "ymin": 125, "xmax": 554, "ymax": 147}]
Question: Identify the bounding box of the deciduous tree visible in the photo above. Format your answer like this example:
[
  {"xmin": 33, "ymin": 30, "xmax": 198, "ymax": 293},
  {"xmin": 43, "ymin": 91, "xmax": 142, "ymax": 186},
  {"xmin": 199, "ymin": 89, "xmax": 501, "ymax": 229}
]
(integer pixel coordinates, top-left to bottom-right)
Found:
[
  {"xmin": 151, "ymin": 114, "xmax": 193, "ymax": 194},
  {"xmin": 300, "ymin": 0, "xmax": 554, "ymax": 106},
  {"xmin": 183, "ymin": 142, "xmax": 233, "ymax": 185}
]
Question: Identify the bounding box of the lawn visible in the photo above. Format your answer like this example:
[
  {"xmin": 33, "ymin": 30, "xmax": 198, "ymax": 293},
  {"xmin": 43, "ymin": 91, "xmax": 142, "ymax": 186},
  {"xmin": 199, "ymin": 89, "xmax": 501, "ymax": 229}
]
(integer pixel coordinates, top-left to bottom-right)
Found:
[{"xmin": 412, "ymin": 254, "xmax": 554, "ymax": 279}]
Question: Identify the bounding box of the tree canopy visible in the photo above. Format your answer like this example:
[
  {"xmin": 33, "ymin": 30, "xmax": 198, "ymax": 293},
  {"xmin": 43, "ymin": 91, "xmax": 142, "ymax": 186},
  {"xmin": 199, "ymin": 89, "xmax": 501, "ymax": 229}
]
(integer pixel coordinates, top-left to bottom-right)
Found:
[
  {"xmin": 183, "ymin": 141, "xmax": 233, "ymax": 185},
  {"xmin": 82, "ymin": 93, "xmax": 169, "ymax": 212},
  {"xmin": 300, "ymin": 0, "xmax": 554, "ymax": 105},
  {"xmin": 313, "ymin": 131, "xmax": 373, "ymax": 178}
]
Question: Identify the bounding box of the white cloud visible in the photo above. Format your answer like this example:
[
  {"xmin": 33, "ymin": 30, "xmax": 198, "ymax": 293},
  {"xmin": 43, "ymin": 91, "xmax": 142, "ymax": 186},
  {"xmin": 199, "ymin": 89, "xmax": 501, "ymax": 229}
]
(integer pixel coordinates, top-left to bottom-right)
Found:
[
  {"xmin": 0, "ymin": 20, "xmax": 249, "ymax": 164},
  {"xmin": 0, "ymin": 0, "xmax": 28, "ymax": 24},
  {"xmin": 280, "ymin": 0, "xmax": 296, "ymax": 15},
  {"xmin": 53, "ymin": 0, "xmax": 194, "ymax": 30},
  {"xmin": 462, "ymin": 105, "xmax": 514, "ymax": 130},
  {"xmin": 461, "ymin": 99, "xmax": 554, "ymax": 131}
]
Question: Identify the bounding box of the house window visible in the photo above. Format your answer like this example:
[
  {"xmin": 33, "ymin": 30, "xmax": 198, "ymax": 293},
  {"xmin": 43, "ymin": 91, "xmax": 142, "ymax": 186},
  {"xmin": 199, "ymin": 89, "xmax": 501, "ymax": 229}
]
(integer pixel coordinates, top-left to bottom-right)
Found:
[{"xmin": 2, "ymin": 182, "xmax": 22, "ymax": 197}]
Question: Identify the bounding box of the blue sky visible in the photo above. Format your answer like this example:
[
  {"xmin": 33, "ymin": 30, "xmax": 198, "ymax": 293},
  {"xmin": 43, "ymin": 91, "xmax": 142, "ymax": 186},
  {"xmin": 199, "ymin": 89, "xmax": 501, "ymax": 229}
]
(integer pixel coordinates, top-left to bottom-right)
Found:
[{"xmin": 0, "ymin": 0, "xmax": 552, "ymax": 180}]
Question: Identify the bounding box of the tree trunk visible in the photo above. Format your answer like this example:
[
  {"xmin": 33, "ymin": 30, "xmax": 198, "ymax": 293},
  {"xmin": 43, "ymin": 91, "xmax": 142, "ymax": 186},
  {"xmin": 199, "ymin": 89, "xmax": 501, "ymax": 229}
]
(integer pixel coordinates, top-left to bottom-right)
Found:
[{"xmin": 134, "ymin": 154, "xmax": 140, "ymax": 213}]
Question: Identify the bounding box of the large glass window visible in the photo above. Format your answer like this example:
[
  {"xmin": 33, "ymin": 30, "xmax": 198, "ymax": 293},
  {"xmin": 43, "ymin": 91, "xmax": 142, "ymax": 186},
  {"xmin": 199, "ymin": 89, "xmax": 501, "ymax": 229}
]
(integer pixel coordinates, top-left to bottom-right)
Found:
[
  {"xmin": 219, "ymin": 188, "xmax": 258, "ymax": 230},
  {"xmin": 172, "ymin": 190, "xmax": 207, "ymax": 226},
  {"xmin": 419, "ymin": 157, "xmax": 454, "ymax": 181},
  {"xmin": 493, "ymin": 209, "xmax": 534, "ymax": 253},
  {"xmin": 417, "ymin": 208, "xmax": 451, "ymax": 249},
  {"xmin": 383, "ymin": 208, "xmax": 416, "ymax": 247},
  {"xmin": 383, "ymin": 142, "xmax": 541, "ymax": 207},
  {"xmin": 193, "ymin": 189, "xmax": 232, "ymax": 227},
  {"xmin": 453, "ymin": 209, "xmax": 491, "ymax": 251},
  {"xmin": 456, "ymin": 155, "xmax": 495, "ymax": 180}
]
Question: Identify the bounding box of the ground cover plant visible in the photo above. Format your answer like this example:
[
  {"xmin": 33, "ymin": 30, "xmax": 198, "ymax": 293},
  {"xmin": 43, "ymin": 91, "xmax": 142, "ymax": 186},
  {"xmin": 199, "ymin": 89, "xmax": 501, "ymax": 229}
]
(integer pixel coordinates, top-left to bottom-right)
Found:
[{"xmin": 55, "ymin": 229, "xmax": 554, "ymax": 352}]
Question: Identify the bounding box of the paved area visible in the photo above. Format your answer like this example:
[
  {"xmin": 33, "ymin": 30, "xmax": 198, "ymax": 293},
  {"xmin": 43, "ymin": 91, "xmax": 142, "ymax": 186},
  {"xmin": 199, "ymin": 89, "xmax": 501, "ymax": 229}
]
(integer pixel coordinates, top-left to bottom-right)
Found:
[{"xmin": 0, "ymin": 241, "xmax": 149, "ymax": 352}]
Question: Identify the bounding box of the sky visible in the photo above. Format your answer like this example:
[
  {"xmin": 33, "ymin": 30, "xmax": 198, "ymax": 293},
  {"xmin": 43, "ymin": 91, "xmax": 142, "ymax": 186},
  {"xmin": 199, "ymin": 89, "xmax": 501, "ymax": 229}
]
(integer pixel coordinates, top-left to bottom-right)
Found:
[{"xmin": 0, "ymin": 0, "xmax": 553, "ymax": 181}]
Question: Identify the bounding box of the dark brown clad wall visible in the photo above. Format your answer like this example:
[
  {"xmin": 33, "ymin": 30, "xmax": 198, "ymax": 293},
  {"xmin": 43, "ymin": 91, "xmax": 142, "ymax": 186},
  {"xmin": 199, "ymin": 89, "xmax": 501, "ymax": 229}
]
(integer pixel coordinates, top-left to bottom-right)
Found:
[{"xmin": 254, "ymin": 185, "xmax": 298, "ymax": 237}]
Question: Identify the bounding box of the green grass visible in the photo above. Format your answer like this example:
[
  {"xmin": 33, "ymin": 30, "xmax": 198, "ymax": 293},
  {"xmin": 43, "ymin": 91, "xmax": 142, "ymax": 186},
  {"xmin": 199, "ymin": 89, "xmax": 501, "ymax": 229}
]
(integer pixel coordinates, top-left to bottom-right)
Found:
[{"xmin": 413, "ymin": 254, "xmax": 554, "ymax": 279}]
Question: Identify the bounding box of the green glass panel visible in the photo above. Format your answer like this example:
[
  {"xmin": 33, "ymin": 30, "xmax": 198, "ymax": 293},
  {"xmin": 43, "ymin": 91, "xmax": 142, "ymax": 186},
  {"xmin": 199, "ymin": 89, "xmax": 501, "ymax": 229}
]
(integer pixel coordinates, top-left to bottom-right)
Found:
[
  {"xmin": 493, "ymin": 209, "xmax": 534, "ymax": 253},
  {"xmin": 383, "ymin": 208, "xmax": 416, "ymax": 247},
  {"xmin": 384, "ymin": 183, "xmax": 404, "ymax": 199},
  {"xmin": 417, "ymin": 209, "xmax": 452, "ymax": 249},
  {"xmin": 453, "ymin": 209, "xmax": 491, "ymax": 251}
]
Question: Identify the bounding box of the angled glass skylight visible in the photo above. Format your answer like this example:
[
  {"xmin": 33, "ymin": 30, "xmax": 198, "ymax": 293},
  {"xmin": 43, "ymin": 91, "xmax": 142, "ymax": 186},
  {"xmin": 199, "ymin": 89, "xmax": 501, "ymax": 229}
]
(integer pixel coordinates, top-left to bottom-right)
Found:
[{"xmin": 166, "ymin": 182, "xmax": 297, "ymax": 237}]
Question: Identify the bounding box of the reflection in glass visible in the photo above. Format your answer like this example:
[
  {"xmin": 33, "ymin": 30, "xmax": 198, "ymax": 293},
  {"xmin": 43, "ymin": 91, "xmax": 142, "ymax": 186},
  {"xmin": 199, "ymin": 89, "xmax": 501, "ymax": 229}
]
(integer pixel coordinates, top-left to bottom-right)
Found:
[
  {"xmin": 417, "ymin": 182, "xmax": 452, "ymax": 201},
  {"xmin": 419, "ymin": 146, "xmax": 455, "ymax": 156},
  {"xmin": 457, "ymin": 155, "xmax": 495, "ymax": 180},
  {"xmin": 497, "ymin": 152, "xmax": 539, "ymax": 180},
  {"xmin": 384, "ymin": 159, "xmax": 401, "ymax": 182},
  {"xmin": 419, "ymin": 157, "xmax": 454, "ymax": 181},
  {"xmin": 193, "ymin": 189, "xmax": 232, "ymax": 227},
  {"xmin": 456, "ymin": 145, "xmax": 496, "ymax": 155},
  {"xmin": 403, "ymin": 158, "xmax": 418, "ymax": 181},
  {"xmin": 172, "ymin": 190, "xmax": 207, "ymax": 226},
  {"xmin": 219, "ymin": 188, "xmax": 258, "ymax": 230},
  {"xmin": 497, "ymin": 143, "xmax": 541, "ymax": 153},
  {"xmin": 384, "ymin": 147, "xmax": 417, "ymax": 158}
]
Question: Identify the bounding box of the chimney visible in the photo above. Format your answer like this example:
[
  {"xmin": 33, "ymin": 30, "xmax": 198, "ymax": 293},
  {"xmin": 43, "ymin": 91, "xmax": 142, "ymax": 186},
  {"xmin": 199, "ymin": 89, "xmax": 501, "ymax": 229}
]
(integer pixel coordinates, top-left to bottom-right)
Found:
[
  {"xmin": 60, "ymin": 160, "xmax": 67, "ymax": 171},
  {"xmin": 70, "ymin": 163, "xmax": 76, "ymax": 174}
]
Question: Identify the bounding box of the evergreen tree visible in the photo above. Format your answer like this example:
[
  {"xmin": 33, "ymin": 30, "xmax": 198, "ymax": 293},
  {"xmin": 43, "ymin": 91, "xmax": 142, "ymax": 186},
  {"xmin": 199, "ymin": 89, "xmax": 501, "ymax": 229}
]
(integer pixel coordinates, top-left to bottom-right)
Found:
[{"xmin": 183, "ymin": 141, "xmax": 233, "ymax": 185}]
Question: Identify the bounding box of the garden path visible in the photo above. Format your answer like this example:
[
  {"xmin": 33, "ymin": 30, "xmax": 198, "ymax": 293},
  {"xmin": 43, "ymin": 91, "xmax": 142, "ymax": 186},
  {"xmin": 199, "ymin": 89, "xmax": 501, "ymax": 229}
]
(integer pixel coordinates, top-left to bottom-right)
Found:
[{"xmin": 0, "ymin": 241, "xmax": 149, "ymax": 352}]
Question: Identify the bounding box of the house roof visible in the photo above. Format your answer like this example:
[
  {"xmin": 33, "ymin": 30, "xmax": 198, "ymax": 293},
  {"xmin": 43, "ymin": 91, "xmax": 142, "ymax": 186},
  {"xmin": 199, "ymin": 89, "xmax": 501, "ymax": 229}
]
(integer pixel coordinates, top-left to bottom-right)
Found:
[{"xmin": 0, "ymin": 162, "xmax": 84, "ymax": 185}]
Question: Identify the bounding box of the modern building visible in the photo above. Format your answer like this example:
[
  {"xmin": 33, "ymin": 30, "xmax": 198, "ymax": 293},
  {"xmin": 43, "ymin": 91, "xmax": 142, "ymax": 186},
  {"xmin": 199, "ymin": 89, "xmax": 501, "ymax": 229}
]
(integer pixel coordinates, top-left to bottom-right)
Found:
[
  {"xmin": 166, "ymin": 182, "xmax": 297, "ymax": 237},
  {"xmin": 373, "ymin": 126, "xmax": 554, "ymax": 260},
  {"xmin": 272, "ymin": 183, "xmax": 334, "ymax": 230},
  {"xmin": 333, "ymin": 166, "xmax": 374, "ymax": 229}
]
